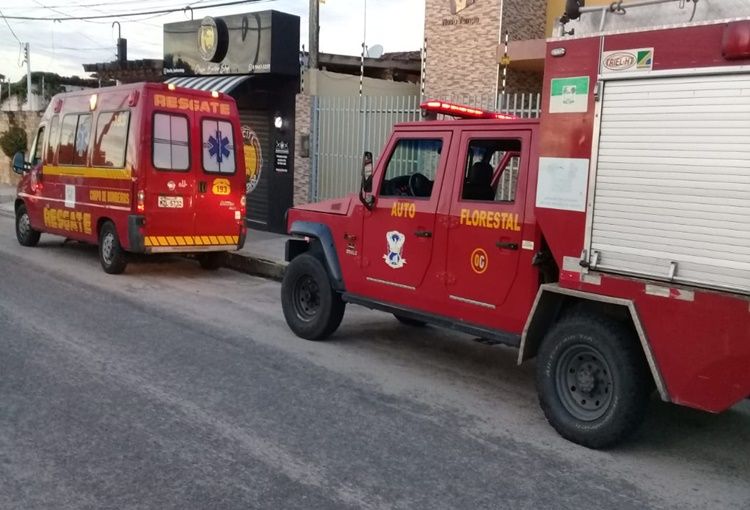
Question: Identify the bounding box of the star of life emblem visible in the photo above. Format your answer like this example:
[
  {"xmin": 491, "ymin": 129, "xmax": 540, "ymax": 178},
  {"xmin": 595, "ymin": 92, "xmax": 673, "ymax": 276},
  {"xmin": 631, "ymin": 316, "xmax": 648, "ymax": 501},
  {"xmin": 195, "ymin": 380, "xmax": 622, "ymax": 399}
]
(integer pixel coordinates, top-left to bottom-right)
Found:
[{"xmin": 384, "ymin": 230, "xmax": 406, "ymax": 269}]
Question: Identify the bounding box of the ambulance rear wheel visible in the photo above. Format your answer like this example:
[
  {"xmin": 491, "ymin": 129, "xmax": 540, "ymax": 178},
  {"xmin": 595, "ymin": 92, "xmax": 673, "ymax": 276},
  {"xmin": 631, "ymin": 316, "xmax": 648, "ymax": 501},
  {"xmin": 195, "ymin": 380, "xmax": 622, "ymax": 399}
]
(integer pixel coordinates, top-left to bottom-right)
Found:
[
  {"xmin": 99, "ymin": 221, "xmax": 128, "ymax": 275},
  {"xmin": 281, "ymin": 253, "xmax": 345, "ymax": 341},
  {"xmin": 198, "ymin": 252, "xmax": 224, "ymax": 270},
  {"xmin": 536, "ymin": 313, "xmax": 651, "ymax": 449},
  {"xmin": 15, "ymin": 204, "xmax": 41, "ymax": 247}
]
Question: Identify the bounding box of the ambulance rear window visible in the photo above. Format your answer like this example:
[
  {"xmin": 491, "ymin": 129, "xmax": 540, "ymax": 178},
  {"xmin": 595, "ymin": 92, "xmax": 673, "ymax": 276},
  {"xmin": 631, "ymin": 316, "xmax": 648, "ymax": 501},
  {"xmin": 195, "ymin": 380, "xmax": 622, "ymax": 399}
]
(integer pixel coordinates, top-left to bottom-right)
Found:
[
  {"xmin": 153, "ymin": 113, "xmax": 190, "ymax": 171},
  {"xmin": 201, "ymin": 119, "xmax": 236, "ymax": 174}
]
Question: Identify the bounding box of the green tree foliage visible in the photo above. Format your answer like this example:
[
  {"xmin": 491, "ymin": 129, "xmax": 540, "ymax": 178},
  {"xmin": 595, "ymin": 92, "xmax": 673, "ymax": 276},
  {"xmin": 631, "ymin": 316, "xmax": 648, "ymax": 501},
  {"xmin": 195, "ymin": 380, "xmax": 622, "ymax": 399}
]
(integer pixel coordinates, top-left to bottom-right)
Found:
[{"xmin": 0, "ymin": 126, "xmax": 27, "ymax": 158}]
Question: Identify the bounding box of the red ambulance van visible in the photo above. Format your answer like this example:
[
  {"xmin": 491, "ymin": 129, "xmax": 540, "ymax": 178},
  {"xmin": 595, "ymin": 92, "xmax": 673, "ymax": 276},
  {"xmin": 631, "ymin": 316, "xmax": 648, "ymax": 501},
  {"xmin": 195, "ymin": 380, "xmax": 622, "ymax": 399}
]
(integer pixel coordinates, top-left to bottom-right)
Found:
[{"xmin": 12, "ymin": 82, "xmax": 247, "ymax": 274}]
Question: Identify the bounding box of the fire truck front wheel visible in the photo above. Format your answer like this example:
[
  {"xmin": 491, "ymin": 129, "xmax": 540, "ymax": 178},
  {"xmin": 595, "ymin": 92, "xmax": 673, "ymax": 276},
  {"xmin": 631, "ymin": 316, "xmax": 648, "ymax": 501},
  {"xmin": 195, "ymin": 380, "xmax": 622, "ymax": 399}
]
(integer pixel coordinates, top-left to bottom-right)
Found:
[
  {"xmin": 99, "ymin": 221, "xmax": 128, "ymax": 275},
  {"xmin": 536, "ymin": 313, "xmax": 651, "ymax": 449},
  {"xmin": 15, "ymin": 204, "xmax": 41, "ymax": 247},
  {"xmin": 281, "ymin": 253, "xmax": 345, "ymax": 341}
]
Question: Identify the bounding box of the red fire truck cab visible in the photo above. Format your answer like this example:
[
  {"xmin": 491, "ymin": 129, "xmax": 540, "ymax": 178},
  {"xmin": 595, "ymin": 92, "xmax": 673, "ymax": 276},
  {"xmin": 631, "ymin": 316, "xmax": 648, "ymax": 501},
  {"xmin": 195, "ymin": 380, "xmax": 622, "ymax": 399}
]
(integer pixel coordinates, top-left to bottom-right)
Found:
[
  {"xmin": 13, "ymin": 82, "xmax": 247, "ymax": 273},
  {"xmin": 281, "ymin": 19, "xmax": 750, "ymax": 447}
]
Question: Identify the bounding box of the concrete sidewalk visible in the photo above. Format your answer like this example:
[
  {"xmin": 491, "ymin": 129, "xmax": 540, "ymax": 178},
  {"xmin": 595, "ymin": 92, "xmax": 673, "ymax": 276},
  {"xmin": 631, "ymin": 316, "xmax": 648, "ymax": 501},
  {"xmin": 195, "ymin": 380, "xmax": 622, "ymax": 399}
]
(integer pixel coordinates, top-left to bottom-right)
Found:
[{"xmin": 0, "ymin": 186, "xmax": 289, "ymax": 280}]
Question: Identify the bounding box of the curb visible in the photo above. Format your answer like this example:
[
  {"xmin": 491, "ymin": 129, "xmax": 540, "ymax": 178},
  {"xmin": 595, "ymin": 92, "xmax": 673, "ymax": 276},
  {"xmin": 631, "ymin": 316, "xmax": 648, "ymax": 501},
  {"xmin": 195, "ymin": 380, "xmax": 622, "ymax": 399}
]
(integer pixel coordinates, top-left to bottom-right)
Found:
[{"xmin": 223, "ymin": 251, "xmax": 287, "ymax": 281}]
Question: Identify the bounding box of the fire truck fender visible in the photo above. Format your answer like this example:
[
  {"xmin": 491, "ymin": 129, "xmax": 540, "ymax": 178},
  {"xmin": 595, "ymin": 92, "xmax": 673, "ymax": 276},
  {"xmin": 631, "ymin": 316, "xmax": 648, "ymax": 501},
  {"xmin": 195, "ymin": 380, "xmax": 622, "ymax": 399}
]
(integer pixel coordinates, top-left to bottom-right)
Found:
[
  {"xmin": 518, "ymin": 283, "xmax": 669, "ymax": 402},
  {"xmin": 286, "ymin": 220, "xmax": 344, "ymax": 291}
]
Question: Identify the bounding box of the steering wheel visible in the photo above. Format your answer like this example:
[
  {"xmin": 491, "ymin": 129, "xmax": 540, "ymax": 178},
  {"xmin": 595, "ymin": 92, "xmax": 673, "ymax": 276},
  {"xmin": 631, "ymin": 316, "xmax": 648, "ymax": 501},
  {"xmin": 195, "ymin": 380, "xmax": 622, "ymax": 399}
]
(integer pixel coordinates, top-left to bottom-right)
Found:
[{"xmin": 408, "ymin": 172, "xmax": 430, "ymax": 197}]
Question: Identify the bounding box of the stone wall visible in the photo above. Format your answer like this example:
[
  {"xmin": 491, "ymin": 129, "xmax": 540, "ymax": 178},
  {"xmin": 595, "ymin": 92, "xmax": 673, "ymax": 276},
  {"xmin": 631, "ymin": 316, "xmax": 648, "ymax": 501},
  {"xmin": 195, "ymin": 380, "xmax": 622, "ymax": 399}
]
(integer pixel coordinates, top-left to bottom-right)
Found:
[
  {"xmin": 293, "ymin": 93, "xmax": 312, "ymax": 206},
  {"xmin": 0, "ymin": 111, "xmax": 43, "ymax": 185},
  {"xmin": 424, "ymin": 0, "xmax": 502, "ymax": 99}
]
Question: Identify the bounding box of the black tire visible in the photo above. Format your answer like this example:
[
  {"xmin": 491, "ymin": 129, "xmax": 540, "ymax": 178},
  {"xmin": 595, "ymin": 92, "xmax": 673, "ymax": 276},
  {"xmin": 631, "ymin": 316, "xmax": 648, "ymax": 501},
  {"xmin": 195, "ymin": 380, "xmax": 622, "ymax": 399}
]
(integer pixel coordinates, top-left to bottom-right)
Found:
[
  {"xmin": 98, "ymin": 221, "xmax": 128, "ymax": 274},
  {"xmin": 15, "ymin": 204, "xmax": 41, "ymax": 247},
  {"xmin": 394, "ymin": 314, "xmax": 426, "ymax": 327},
  {"xmin": 281, "ymin": 253, "xmax": 345, "ymax": 341},
  {"xmin": 198, "ymin": 252, "xmax": 224, "ymax": 270},
  {"xmin": 536, "ymin": 313, "xmax": 651, "ymax": 449}
]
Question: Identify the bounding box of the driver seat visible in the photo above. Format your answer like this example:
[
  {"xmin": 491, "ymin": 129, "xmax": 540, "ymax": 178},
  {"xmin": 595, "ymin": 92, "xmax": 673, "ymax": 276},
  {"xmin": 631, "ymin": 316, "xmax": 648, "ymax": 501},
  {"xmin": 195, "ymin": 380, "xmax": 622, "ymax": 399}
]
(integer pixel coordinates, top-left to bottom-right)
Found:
[{"xmin": 463, "ymin": 161, "xmax": 494, "ymax": 201}]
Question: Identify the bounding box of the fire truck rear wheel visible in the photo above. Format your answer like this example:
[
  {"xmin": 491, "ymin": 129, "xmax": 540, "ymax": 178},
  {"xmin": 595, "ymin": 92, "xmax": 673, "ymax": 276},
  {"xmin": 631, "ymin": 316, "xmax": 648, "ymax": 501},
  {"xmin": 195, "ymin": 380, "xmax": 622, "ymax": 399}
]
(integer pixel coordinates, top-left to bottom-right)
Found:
[
  {"xmin": 394, "ymin": 314, "xmax": 426, "ymax": 327},
  {"xmin": 536, "ymin": 313, "xmax": 651, "ymax": 449},
  {"xmin": 99, "ymin": 221, "xmax": 128, "ymax": 275},
  {"xmin": 15, "ymin": 204, "xmax": 41, "ymax": 247},
  {"xmin": 281, "ymin": 253, "xmax": 345, "ymax": 341}
]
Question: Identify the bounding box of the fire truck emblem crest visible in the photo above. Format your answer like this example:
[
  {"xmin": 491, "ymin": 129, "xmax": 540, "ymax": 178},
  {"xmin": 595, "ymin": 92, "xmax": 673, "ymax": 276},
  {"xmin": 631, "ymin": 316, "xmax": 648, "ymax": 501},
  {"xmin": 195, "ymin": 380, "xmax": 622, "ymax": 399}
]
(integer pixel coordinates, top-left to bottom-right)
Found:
[{"xmin": 384, "ymin": 231, "xmax": 406, "ymax": 269}]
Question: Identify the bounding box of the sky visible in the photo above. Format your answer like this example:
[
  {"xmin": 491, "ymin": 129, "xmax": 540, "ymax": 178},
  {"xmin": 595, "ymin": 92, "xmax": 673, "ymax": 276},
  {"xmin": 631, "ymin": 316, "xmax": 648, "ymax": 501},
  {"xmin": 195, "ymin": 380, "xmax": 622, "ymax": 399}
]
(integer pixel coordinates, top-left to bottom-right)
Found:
[{"xmin": 0, "ymin": 0, "xmax": 425, "ymax": 82}]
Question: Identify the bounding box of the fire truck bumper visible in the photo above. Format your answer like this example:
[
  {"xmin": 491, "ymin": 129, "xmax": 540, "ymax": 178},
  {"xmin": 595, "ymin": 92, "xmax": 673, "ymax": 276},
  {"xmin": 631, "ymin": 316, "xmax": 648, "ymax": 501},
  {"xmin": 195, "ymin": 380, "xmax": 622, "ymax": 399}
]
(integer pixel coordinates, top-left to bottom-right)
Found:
[{"xmin": 128, "ymin": 215, "xmax": 146, "ymax": 253}]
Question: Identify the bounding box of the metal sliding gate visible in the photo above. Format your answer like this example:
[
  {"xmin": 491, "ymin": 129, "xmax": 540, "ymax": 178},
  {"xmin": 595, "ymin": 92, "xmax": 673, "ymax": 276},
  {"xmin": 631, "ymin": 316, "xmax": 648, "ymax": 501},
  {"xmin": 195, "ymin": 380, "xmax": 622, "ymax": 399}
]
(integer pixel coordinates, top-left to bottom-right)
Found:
[{"xmin": 310, "ymin": 93, "xmax": 541, "ymax": 202}]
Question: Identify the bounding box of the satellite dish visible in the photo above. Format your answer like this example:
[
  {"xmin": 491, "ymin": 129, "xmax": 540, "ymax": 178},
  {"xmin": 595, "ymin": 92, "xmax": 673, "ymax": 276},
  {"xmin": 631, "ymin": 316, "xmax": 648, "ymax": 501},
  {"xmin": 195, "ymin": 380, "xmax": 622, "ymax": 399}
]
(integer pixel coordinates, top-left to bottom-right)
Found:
[{"xmin": 367, "ymin": 44, "xmax": 384, "ymax": 58}]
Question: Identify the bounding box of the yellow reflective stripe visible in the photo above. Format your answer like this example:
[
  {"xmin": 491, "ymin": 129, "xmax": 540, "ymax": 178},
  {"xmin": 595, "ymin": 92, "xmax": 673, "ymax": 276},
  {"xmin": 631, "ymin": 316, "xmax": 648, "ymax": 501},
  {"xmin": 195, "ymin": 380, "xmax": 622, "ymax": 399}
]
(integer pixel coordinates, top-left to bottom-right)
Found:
[
  {"xmin": 201, "ymin": 236, "xmax": 211, "ymax": 244},
  {"xmin": 43, "ymin": 165, "xmax": 131, "ymax": 181},
  {"xmin": 165, "ymin": 236, "xmax": 176, "ymax": 246},
  {"xmin": 232, "ymin": 236, "xmax": 239, "ymax": 244},
  {"xmin": 144, "ymin": 237, "xmax": 153, "ymax": 247},
  {"xmin": 218, "ymin": 235, "xmax": 228, "ymax": 244},
  {"xmin": 209, "ymin": 236, "xmax": 219, "ymax": 244},
  {"xmin": 157, "ymin": 236, "xmax": 168, "ymax": 246}
]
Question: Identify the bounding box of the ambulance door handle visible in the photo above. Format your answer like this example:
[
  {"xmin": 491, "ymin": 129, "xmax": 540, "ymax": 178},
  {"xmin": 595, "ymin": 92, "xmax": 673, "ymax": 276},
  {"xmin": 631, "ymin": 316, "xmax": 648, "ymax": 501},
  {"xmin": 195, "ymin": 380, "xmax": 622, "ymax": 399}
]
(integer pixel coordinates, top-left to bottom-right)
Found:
[
  {"xmin": 496, "ymin": 241, "xmax": 518, "ymax": 250},
  {"xmin": 414, "ymin": 230, "xmax": 432, "ymax": 238},
  {"xmin": 198, "ymin": 181, "xmax": 207, "ymax": 193}
]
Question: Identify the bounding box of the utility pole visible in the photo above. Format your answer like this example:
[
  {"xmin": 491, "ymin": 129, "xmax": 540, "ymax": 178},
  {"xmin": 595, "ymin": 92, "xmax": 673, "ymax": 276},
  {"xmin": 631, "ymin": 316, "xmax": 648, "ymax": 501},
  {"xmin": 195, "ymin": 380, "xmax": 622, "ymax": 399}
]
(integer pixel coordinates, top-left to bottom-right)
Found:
[
  {"xmin": 309, "ymin": 0, "xmax": 319, "ymax": 70},
  {"xmin": 23, "ymin": 43, "xmax": 31, "ymax": 111}
]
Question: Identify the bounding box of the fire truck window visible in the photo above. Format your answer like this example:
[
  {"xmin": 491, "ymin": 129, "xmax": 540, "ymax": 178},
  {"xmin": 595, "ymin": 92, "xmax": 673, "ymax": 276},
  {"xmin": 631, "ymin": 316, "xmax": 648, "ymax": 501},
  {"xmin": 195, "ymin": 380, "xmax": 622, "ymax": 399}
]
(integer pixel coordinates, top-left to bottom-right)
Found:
[
  {"xmin": 153, "ymin": 113, "xmax": 190, "ymax": 171},
  {"xmin": 31, "ymin": 126, "xmax": 45, "ymax": 166},
  {"xmin": 201, "ymin": 119, "xmax": 236, "ymax": 174},
  {"xmin": 72, "ymin": 114, "xmax": 92, "ymax": 166},
  {"xmin": 57, "ymin": 114, "xmax": 79, "ymax": 165},
  {"xmin": 93, "ymin": 111, "xmax": 130, "ymax": 168},
  {"xmin": 380, "ymin": 139, "xmax": 442, "ymax": 199},
  {"xmin": 45, "ymin": 116, "xmax": 58, "ymax": 164},
  {"xmin": 462, "ymin": 139, "xmax": 521, "ymax": 202}
]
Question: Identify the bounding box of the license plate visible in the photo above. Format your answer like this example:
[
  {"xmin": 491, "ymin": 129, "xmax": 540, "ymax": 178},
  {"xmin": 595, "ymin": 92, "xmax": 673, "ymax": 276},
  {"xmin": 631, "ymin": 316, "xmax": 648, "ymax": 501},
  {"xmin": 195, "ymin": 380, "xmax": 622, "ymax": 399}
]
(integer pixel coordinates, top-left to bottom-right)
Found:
[{"xmin": 158, "ymin": 196, "xmax": 183, "ymax": 208}]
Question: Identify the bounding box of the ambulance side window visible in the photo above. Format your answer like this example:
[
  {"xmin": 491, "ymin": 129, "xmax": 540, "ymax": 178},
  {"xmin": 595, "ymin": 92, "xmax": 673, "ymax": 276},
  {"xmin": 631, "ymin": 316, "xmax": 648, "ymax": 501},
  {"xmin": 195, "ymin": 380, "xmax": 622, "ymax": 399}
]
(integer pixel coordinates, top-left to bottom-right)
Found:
[
  {"xmin": 46, "ymin": 116, "xmax": 59, "ymax": 164},
  {"xmin": 58, "ymin": 114, "xmax": 92, "ymax": 166},
  {"xmin": 93, "ymin": 111, "xmax": 130, "ymax": 168},
  {"xmin": 201, "ymin": 119, "xmax": 236, "ymax": 174},
  {"xmin": 153, "ymin": 113, "xmax": 190, "ymax": 171},
  {"xmin": 461, "ymin": 139, "xmax": 521, "ymax": 203},
  {"xmin": 31, "ymin": 126, "xmax": 45, "ymax": 166}
]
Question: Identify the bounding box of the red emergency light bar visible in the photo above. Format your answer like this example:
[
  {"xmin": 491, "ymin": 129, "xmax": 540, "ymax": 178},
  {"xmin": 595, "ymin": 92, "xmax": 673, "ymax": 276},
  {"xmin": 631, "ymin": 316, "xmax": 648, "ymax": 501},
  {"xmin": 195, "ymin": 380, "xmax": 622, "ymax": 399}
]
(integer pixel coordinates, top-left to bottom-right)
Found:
[{"xmin": 420, "ymin": 100, "xmax": 516, "ymax": 120}]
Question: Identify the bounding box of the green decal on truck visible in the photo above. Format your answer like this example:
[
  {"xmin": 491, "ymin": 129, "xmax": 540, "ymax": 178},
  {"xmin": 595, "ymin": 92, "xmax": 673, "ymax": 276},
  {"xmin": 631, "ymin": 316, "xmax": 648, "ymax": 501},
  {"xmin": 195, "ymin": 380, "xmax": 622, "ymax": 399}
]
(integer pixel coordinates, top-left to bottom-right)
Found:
[{"xmin": 549, "ymin": 76, "xmax": 590, "ymax": 114}]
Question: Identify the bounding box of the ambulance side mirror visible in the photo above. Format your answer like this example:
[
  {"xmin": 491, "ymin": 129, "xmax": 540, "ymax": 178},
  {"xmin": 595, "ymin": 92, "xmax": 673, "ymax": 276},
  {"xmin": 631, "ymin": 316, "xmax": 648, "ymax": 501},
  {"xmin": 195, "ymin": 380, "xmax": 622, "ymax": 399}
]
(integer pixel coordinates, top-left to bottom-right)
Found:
[
  {"xmin": 12, "ymin": 151, "xmax": 28, "ymax": 174},
  {"xmin": 359, "ymin": 151, "xmax": 375, "ymax": 210}
]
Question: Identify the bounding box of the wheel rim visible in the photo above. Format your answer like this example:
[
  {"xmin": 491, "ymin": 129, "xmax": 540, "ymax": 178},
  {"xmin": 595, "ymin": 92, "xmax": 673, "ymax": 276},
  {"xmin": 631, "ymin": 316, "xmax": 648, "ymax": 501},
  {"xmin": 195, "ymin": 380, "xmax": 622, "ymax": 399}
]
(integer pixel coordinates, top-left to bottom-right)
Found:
[
  {"xmin": 18, "ymin": 212, "xmax": 30, "ymax": 238},
  {"xmin": 555, "ymin": 344, "xmax": 614, "ymax": 422},
  {"xmin": 102, "ymin": 233, "xmax": 114, "ymax": 265},
  {"xmin": 292, "ymin": 275, "xmax": 321, "ymax": 322}
]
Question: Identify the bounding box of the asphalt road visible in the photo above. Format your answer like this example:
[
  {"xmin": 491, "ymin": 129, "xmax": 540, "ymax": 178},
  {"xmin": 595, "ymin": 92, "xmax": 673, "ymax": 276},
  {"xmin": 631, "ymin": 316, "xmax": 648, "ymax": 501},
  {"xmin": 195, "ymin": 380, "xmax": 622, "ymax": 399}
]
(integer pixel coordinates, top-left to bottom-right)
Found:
[{"xmin": 0, "ymin": 213, "xmax": 748, "ymax": 509}]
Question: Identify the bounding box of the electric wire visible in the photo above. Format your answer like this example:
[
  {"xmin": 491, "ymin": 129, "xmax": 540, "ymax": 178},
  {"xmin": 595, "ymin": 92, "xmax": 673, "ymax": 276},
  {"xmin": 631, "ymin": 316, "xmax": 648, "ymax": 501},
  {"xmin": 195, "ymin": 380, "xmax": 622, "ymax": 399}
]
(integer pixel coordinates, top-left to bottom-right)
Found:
[{"xmin": 0, "ymin": 8, "xmax": 22, "ymax": 43}]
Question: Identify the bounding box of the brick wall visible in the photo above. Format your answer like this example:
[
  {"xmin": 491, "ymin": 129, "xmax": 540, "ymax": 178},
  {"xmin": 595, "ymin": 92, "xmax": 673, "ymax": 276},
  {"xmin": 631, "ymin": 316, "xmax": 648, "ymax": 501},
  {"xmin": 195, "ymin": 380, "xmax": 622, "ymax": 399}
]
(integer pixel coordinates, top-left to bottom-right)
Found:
[
  {"xmin": 424, "ymin": 0, "xmax": 501, "ymax": 99},
  {"xmin": 0, "ymin": 111, "xmax": 43, "ymax": 185},
  {"xmin": 293, "ymin": 93, "xmax": 312, "ymax": 206}
]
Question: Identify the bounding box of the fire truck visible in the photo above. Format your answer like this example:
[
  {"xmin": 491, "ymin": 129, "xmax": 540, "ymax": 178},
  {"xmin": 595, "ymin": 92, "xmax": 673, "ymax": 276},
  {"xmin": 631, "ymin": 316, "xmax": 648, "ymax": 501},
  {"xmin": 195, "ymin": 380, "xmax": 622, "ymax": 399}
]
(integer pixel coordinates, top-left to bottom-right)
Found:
[{"xmin": 280, "ymin": 6, "xmax": 750, "ymax": 447}]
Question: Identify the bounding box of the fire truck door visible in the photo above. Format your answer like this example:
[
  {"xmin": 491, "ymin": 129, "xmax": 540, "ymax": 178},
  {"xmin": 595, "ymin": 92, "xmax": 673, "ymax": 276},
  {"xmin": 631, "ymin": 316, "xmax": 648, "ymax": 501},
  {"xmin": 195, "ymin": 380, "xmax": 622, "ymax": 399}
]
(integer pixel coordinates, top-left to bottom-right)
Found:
[
  {"xmin": 443, "ymin": 131, "xmax": 530, "ymax": 328},
  {"xmin": 361, "ymin": 132, "xmax": 452, "ymax": 295}
]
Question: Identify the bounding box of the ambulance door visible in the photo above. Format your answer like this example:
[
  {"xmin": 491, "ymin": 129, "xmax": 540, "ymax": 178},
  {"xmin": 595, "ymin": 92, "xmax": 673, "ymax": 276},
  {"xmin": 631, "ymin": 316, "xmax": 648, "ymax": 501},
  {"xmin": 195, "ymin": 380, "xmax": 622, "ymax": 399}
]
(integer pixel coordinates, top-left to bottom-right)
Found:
[
  {"xmin": 443, "ymin": 130, "xmax": 530, "ymax": 330},
  {"xmin": 148, "ymin": 109, "xmax": 197, "ymax": 240},
  {"xmin": 361, "ymin": 132, "xmax": 451, "ymax": 305},
  {"xmin": 194, "ymin": 115, "xmax": 242, "ymax": 245}
]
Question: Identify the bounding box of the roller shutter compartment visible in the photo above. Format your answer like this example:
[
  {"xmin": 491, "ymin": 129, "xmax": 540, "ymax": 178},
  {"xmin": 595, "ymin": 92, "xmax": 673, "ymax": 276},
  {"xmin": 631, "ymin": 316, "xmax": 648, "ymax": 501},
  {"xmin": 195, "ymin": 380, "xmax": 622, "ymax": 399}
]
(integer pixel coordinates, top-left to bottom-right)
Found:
[{"xmin": 590, "ymin": 73, "xmax": 750, "ymax": 294}]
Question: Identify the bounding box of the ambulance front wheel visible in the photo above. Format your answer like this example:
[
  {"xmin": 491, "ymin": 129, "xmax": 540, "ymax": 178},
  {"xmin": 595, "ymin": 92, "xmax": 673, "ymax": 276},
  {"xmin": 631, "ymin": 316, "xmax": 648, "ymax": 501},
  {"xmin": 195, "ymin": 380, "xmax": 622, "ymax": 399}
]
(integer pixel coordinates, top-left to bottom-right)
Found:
[
  {"xmin": 536, "ymin": 313, "xmax": 651, "ymax": 449},
  {"xmin": 281, "ymin": 253, "xmax": 345, "ymax": 341},
  {"xmin": 15, "ymin": 204, "xmax": 41, "ymax": 247},
  {"xmin": 99, "ymin": 221, "xmax": 128, "ymax": 275}
]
